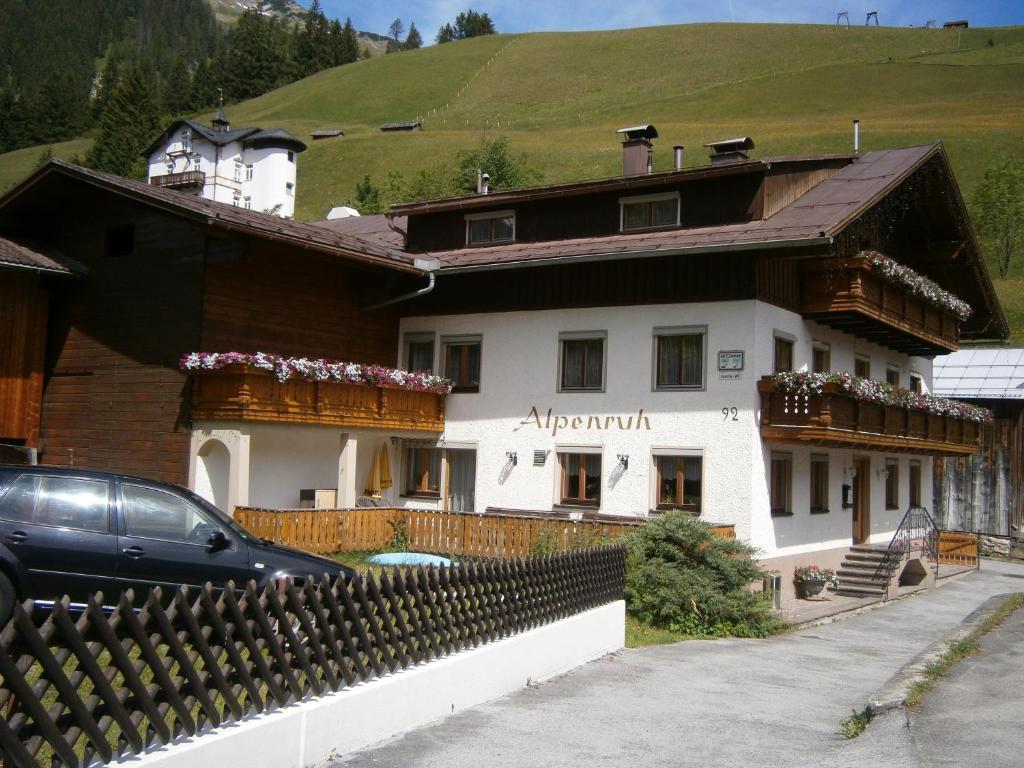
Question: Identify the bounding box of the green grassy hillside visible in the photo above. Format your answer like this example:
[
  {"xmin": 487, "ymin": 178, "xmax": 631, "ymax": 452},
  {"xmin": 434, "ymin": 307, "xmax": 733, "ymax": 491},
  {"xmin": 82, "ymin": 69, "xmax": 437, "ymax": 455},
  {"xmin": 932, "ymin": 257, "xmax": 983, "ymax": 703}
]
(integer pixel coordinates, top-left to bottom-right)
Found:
[{"xmin": 2, "ymin": 22, "xmax": 1023, "ymax": 339}]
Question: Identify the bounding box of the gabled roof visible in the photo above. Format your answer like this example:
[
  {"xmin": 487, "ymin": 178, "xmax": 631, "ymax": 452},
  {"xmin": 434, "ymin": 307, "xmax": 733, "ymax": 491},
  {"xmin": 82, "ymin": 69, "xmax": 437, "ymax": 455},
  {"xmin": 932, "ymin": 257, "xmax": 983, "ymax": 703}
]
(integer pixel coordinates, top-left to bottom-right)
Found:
[
  {"xmin": 0, "ymin": 235, "xmax": 85, "ymax": 276},
  {"xmin": 933, "ymin": 349, "xmax": 1024, "ymax": 400},
  {"xmin": 143, "ymin": 119, "xmax": 307, "ymax": 157},
  {"xmin": 0, "ymin": 161, "xmax": 419, "ymax": 274}
]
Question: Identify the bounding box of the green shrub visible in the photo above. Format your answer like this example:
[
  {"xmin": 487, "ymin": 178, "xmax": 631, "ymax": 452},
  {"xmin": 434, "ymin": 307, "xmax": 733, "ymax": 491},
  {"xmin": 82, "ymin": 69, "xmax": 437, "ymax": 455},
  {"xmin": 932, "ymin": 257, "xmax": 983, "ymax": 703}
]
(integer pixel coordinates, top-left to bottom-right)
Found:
[{"xmin": 623, "ymin": 511, "xmax": 784, "ymax": 638}]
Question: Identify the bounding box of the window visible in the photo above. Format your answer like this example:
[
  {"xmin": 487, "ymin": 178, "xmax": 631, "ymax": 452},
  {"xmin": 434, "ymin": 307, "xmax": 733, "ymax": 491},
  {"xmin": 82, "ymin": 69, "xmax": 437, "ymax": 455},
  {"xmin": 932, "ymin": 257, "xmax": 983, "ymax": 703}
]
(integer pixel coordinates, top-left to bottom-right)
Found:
[
  {"xmin": 909, "ymin": 373, "xmax": 923, "ymax": 394},
  {"xmin": 465, "ymin": 210, "xmax": 515, "ymax": 245},
  {"xmin": 810, "ymin": 454, "xmax": 829, "ymax": 513},
  {"xmin": 655, "ymin": 455, "xmax": 702, "ymax": 512},
  {"xmin": 105, "ymin": 225, "xmax": 134, "ymax": 258},
  {"xmin": 234, "ymin": 161, "xmax": 242, "ymax": 182},
  {"xmin": 560, "ymin": 333, "xmax": 605, "ymax": 391},
  {"xmin": 285, "ymin": 182, "xmax": 294, "ymax": 196},
  {"xmin": 886, "ymin": 366, "xmax": 901, "ymax": 387},
  {"xmin": 243, "ymin": 196, "xmax": 251, "ymax": 210},
  {"xmin": 812, "ymin": 343, "xmax": 830, "ymax": 373},
  {"xmin": 770, "ymin": 453, "xmax": 792, "ymax": 516},
  {"xmin": 855, "ymin": 355, "xmax": 871, "ymax": 379},
  {"xmin": 443, "ymin": 335, "xmax": 481, "ymax": 393},
  {"xmin": 773, "ymin": 336, "xmax": 794, "ymax": 374},
  {"xmin": 620, "ymin": 192, "xmax": 680, "ymax": 231},
  {"xmin": 909, "ymin": 461, "xmax": 922, "ymax": 507},
  {"xmin": 0, "ymin": 475, "xmax": 109, "ymax": 533},
  {"xmin": 122, "ymin": 484, "xmax": 219, "ymax": 544},
  {"xmin": 885, "ymin": 459, "xmax": 900, "ymax": 510},
  {"xmin": 404, "ymin": 333, "xmax": 435, "ymax": 372},
  {"xmin": 245, "ymin": 164, "xmax": 254, "ymax": 181},
  {"xmin": 404, "ymin": 447, "xmax": 441, "ymax": 497},
  {"xmin": 287, "ymin": 150, "xmax": 295, "ymax": 163},
  {"xmin": 654, "ymin": 327, "xmax": 705, "ymax": 389},
  {"xmin": 232, "ymin": 193, "xmax": 240, "ymax": 207},
  {"xmin": 559, "ymin": 452, "xmax": 601, "ymax": 506}
]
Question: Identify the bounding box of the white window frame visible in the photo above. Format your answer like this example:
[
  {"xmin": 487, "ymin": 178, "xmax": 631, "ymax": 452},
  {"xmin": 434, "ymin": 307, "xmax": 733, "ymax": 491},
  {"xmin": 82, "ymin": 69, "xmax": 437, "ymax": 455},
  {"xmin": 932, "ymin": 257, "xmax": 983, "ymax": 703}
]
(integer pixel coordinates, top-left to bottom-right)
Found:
[
  {"xmin": 619, "ymin": 191, "xmax": 681, "ymax": 232},
  {"xmin": 464, "ymin": 209, "xmax": 516, "ymax": 246},
  {"xmin": 558, "ymin": 330, "xmax": 607, "ymax": 393},
  {"xmin": 652, "ymin": 325, "xmax": 707, "ymax": 391},
  {"xmin": 245, "ymin": 164, "xmax": 254, "ymax": 181},
  {"xmin": 243, "ymin": 196, "xmax": 252, "ymax": 210},
  {"xmin": 285, "ymin": 182, "xmax": 294, "ymax": 196},
  {"xmin": 441, "ymin": 334, "xmax": 483, "ymax": 393}
]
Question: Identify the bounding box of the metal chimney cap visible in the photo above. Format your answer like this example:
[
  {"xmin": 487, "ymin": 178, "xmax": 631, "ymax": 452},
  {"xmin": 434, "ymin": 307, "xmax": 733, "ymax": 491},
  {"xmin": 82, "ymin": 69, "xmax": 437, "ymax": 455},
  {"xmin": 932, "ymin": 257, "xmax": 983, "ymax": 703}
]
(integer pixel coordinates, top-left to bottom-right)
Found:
[
  {"xmin": 704, "ymin": 136, "xmax": 755, "ymax": 152},
  {"xmin": 617, "ymin": 124, "xmax": 659, "ymax": 140}
]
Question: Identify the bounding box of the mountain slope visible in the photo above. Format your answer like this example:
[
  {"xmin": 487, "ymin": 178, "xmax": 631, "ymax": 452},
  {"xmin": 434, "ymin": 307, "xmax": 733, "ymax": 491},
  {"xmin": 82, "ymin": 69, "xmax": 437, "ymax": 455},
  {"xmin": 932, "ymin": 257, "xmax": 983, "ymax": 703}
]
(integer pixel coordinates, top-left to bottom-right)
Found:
[{"xmin": 1, "ymin": 22, "xmax": 1023, "ymax": 339}]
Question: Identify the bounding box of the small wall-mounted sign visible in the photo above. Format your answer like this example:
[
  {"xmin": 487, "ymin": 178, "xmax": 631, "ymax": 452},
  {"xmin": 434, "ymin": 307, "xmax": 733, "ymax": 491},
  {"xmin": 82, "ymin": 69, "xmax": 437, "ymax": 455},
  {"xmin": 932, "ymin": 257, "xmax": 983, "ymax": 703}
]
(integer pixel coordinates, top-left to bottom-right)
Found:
[{"xmin": 718, "ymin": 350, "xmax": 744, "ymax": 380}]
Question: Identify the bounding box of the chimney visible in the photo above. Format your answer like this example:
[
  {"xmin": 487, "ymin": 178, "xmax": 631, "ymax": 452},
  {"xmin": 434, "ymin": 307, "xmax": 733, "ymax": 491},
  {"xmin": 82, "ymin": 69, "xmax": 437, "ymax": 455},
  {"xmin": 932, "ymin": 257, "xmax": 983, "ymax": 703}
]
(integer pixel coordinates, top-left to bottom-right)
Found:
[
  {"xmin": 852, "ymin": 119, "xmax": 860, "ymax": 155},
  {"xmin": 617, "ymin": 124, "xmax": 658, "ymax": 176},
  {"xmin": 476, "ymin": 168, "xmax": 483, "ymax": 193},
  {"xmin": 704, "ymin": 136, "xmax": 755, "ymax": 165},
  {"xmin": 480, "ymin": 173, "xmax": 490, "ymax": 195},
  {"xmin": 673, "ymin": 145, "xmax": 685, "ymax": 171}
]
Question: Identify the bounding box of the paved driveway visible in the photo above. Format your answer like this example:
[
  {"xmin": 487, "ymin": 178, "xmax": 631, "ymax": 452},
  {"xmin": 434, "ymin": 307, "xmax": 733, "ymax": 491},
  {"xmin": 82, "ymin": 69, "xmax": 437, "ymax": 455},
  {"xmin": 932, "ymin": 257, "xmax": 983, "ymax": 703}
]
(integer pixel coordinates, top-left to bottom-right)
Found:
[{"xmin": 332, "ymin": 559, "xmax": 1024, "ymax": 768}]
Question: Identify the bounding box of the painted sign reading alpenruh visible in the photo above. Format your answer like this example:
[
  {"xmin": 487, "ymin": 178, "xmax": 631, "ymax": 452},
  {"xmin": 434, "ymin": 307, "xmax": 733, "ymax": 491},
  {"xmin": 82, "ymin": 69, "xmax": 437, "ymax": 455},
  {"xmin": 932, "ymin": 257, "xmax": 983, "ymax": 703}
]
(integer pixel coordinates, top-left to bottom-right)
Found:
[{"xmin": 514, "ymin": 407, "xmax": 652, "ymax": 436}]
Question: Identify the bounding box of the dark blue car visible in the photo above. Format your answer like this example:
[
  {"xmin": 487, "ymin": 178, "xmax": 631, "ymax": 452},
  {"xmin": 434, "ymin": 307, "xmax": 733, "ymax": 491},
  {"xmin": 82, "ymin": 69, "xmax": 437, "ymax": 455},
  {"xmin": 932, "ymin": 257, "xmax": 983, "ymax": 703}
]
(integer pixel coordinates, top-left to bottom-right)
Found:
[{"xmin": 0, "ymin": 465, "xmax": 355, "ymax": 625}]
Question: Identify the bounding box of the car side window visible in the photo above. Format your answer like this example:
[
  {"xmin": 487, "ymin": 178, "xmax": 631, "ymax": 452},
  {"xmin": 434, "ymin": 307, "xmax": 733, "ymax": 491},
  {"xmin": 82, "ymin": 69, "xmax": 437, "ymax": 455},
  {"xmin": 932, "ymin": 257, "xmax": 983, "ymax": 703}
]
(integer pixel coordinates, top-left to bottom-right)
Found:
[
  {"xmin": 0, "ymin": 475, "xmax": 109, "ymax": 533},
  {"xmin": 121, "ymin": 484, "xmax": 221, "ymax": 545}
]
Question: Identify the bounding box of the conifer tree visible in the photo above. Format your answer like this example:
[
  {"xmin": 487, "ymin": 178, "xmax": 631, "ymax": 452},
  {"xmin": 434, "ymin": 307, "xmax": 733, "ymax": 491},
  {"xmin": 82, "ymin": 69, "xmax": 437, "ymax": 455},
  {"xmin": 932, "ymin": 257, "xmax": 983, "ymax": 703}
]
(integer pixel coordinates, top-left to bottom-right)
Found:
[
  {"xmin": 163, "ymin": 54, "xmax": 193, "ymax": 116},
  {"xmin": 404, "ymin": 24, "xmax": 423, "ymax": 51},
  {"xmin": 338, "ymin": 18, "xmax": 360, "ymax": 64},
  {"xmin": 85, "ymin": 66, "xmax": 161, "ymax": 179}
]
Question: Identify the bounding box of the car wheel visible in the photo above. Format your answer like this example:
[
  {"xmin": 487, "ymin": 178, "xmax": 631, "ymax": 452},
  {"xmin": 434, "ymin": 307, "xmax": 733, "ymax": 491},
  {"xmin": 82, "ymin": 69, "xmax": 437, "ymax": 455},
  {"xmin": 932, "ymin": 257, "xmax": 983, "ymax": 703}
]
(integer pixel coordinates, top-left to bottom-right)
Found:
[{"xmin": 0, "ymin": 571, "xmax": 15, "ymax": 627}]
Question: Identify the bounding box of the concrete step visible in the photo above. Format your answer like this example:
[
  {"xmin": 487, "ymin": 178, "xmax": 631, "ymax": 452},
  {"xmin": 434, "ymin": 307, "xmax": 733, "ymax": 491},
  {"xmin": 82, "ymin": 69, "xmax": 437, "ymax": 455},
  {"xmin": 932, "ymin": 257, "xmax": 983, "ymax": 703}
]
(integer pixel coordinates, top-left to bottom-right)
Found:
[
  {"xmin": 844, "ymin": 552, "xmax": 888, "ymax": 563},
  {"xmin": 849, "ymin": 545, "xmax": 889, "ymax": 554},
  {"xmin": 837, "ymin": 574, "xmax": 888, "ymax": 587},
  {"xmin": 835, "ymin": 584, "xmax": 886, "ymax": 596},
  {"xmin": 836, "ymin": 568, "xmax": 887, "ymax": 581}
]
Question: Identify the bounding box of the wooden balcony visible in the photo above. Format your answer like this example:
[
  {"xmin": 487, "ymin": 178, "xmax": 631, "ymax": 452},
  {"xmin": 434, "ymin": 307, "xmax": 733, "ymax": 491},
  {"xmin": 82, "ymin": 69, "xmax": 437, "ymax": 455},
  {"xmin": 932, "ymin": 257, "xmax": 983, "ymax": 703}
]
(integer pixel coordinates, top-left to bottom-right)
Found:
[
  {"xmin": 758, "ymin": 378, "xmax": 980, "ymax": 455},
  {"xmin": 189, "ymin": 365, "xmax": 445, "ymax": 432},
  {"xmin": 149, "ymin": 171, "xmax": 206, "ymax": 190},
  {"xmin": 800, "ymin": 256, "xmax": 960, "ymax": 355}
]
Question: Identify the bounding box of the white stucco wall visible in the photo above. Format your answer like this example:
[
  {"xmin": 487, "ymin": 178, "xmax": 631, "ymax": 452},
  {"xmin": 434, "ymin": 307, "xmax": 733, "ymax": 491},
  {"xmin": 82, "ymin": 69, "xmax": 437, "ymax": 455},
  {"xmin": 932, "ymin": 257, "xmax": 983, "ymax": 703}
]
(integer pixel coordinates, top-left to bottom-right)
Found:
[{"xmin": 398, "ymin": 299, "xmax": 936, "ymax": 558}]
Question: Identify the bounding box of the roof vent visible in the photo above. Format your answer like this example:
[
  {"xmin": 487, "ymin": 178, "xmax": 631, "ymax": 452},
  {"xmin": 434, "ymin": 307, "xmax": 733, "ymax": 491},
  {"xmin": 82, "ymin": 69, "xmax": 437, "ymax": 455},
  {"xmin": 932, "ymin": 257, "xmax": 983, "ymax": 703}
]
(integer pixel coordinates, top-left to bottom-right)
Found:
[
  {"xmin": 326, "ymin": 206, "xmax": 360, "ymax": 219},
  {"xmin": 704, "ymin": 136, "xmax": 755, "ymax": 165},
  {"xmin": 617, "ymin": 124, "xmax": 658, "ymax": 176}
]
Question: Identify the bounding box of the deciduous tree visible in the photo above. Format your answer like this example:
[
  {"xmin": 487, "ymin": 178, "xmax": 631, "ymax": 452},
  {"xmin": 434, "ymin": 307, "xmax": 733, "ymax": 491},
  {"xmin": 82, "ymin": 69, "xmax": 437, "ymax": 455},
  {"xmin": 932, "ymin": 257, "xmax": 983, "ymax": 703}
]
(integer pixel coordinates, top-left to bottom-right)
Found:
[{"xmin": 973, "ymin": 159, "xmax": 1024, "ymax": 279}]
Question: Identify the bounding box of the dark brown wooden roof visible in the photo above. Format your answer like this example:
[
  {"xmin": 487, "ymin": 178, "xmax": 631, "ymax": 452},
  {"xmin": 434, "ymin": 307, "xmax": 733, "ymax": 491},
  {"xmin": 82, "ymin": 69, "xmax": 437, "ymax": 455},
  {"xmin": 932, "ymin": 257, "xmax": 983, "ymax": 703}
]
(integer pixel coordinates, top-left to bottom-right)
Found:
[
  {"xmin": 0, "ymin": 160, "xmax": 420, "ymax": 274},
  {"xmin": 0, "ymin": 235, "xmax": 85, "ymax": 275}
]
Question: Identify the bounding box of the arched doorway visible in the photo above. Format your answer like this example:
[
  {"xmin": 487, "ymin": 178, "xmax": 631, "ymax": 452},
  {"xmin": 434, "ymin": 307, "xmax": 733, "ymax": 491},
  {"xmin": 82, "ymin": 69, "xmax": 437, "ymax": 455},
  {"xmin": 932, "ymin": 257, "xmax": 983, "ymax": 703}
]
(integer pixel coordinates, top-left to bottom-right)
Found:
[{"xmin": 195, "ymin": 438, "xmax": 231, "ymax": 512}]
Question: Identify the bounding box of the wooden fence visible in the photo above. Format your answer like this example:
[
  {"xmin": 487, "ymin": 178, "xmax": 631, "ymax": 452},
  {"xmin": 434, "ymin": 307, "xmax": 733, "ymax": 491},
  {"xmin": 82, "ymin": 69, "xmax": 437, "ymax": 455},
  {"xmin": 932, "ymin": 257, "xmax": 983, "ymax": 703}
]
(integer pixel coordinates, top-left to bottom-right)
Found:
[
  {"xmin": 233, "ymin": 506, "xmax": 736, "ymax": 558},
  {"xmin": 936, "ymin": 530, "xmax": 980, "ymax": 567},
  {"xmin": 0, "ymin": 547, "xmax": 625, "ymax": 768}
]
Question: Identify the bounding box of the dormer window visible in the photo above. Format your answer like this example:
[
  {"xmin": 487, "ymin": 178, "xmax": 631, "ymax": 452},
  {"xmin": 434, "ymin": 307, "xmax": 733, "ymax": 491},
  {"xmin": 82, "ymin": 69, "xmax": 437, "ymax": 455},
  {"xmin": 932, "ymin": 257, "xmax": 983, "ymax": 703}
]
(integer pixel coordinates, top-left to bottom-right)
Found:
[
  {"xmin": 620, "ymin": 192, "xmax": 680, "ymax": 232},
  {"xmin": 465, "ymin": 210, "xmax": 515, "ymax": 246}
]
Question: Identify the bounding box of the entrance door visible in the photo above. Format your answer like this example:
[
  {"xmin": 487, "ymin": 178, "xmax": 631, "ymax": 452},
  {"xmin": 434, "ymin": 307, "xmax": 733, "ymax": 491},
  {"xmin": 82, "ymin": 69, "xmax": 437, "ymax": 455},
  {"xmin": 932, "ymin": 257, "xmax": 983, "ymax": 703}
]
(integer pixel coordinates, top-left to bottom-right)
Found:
[
  {"xmin": 446, "ymin": 449, "xmax": 476, "ymax": 513},
  {"xmin": 852, "ymin": 457, "xmax": 871, "ymax": 544}
]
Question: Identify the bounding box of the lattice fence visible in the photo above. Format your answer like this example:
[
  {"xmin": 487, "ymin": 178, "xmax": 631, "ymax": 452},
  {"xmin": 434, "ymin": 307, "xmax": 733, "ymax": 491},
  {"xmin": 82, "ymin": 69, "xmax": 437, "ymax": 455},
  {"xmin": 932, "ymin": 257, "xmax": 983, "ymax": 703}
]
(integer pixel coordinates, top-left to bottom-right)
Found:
[{"xmin": 0, "ymin": 546, "xmax": 625, "ymax": 768}]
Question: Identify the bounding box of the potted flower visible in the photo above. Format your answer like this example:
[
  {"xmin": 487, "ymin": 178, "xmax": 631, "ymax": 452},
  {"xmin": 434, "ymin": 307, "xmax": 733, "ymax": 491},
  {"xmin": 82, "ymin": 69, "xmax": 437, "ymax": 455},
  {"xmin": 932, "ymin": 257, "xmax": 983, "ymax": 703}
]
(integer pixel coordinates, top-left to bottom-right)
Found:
[{"xmin": 793, "ymin": 565, "xmax": 838, "ymax": 598}]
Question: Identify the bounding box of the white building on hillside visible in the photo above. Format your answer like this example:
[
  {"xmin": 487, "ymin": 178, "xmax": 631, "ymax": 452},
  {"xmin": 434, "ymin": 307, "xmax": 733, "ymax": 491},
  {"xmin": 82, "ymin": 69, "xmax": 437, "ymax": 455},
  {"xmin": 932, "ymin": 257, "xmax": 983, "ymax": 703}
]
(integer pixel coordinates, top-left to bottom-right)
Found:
[{"xmin": 144, "ymin": 103, "xmax": 306, "ymax": 218}]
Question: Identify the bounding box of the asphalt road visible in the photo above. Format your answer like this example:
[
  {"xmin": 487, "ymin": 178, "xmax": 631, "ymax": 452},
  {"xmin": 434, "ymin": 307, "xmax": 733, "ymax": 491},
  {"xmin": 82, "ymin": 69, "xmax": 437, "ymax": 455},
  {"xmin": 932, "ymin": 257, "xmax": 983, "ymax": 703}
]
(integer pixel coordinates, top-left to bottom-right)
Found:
[{"xmin": 330, "ymin": 559, "xmax": 1024, "ymax": 768}]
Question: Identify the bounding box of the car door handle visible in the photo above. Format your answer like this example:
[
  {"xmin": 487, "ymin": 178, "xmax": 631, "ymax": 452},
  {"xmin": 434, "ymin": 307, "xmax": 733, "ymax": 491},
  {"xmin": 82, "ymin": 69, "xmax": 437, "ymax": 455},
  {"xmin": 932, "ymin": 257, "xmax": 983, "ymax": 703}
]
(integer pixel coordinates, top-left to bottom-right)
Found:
[
  {"xmin": 6, "ymin": 531, "xmax": 27, "ymax": 544},
  {"xmin": 122, "ymin": 546, "xmax": 146, "ymax": 559}
]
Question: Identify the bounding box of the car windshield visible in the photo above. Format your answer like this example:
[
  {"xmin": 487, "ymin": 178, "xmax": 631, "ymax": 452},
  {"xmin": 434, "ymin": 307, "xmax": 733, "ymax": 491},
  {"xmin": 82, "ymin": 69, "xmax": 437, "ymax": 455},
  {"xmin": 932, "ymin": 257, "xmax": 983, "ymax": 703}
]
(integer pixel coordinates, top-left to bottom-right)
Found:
[{"xmin": 183, "ymin": 490, "xmax": 256, "ymax": 542}]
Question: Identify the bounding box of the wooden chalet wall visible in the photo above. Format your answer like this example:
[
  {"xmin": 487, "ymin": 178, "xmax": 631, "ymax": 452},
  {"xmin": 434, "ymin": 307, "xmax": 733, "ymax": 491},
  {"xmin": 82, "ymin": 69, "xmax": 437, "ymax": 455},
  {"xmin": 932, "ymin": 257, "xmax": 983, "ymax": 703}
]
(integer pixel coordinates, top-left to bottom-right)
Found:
[
  {"xmin": 200, "ymin": 240, "xmax": 400, "ymax": 364},
  {"xmin": 934, "ymin": 404, "xmax": 1024, "ymax": 538},
  {"xmin": 3, "ymin": 177, "xmax": 404, "ymax": 486},
  {"xmin": 0, "ymin": 271, "xmax": 48, "ymax": 449},
  {"xmin": 37, "ymin": 199, "xmax": 205, "ymax": 485}
]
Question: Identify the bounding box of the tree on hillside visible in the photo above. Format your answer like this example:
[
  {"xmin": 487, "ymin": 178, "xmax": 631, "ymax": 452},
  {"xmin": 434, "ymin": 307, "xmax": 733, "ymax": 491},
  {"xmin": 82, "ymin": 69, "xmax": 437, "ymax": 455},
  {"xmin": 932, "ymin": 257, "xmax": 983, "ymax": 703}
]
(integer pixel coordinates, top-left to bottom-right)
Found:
[
  {"xmin": 973, "ymin": 159, "xmax": 1024, "ymax": 279},
  {"xmin": 454, "ymin": 136, "xmax": 541, "ymax": 193},
  {"xmin": 336, "ymin": 18, "xmax": 360, "ymax": 64},
  {"xmin": 437, "ymin": 9, "xmax": 497, "ymax": 43},
  {"xmin": 85, "ymin": 66, "xmax": 161, "ymax": 179},
  {"xmin": 29, "ymin": 73, "xmax": 87, "ymax": 144},
  {"xmin": 405, "ymin": 24, "xmax": 423, "ymax": 51},
  {"xmin": 162, "ymin": 54, "xmax": 193, "ymax": 116},
  {"xmin": 388, "ymin": 18, "xmax": 405, "ymax": 43}
]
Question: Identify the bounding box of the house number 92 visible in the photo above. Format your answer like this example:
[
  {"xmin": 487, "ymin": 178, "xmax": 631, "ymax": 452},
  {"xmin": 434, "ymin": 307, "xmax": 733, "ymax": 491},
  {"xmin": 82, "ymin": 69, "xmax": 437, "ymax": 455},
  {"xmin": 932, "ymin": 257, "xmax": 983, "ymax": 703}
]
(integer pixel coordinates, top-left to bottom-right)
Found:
[{"xmin": 722, "ymin": 407, "xmax": 739, "ymax": 421}]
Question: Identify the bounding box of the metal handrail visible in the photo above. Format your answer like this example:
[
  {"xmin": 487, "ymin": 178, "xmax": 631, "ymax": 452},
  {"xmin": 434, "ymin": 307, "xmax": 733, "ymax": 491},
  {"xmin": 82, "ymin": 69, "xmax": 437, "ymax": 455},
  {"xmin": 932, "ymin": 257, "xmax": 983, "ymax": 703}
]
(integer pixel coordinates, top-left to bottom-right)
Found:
[{"xmin": 874, "ymin": 505, "xmax": 939, "ymax": 590}]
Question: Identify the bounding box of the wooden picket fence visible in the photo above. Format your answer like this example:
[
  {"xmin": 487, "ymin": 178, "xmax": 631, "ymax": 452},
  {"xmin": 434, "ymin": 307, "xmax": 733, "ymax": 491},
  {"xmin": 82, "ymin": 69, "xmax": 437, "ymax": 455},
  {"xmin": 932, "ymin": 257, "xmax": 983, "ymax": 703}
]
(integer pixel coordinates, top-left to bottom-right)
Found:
[
  {"xmin": 936, "ymin": 530, "xmax": 980, "ymax": 567},
  {"xmin": 233, "ymin": 506, "xmax": 736, "ymax": 558},
  {"xmin": 0, "ymin": 546, "xmax": 626, "ymax": 768}
]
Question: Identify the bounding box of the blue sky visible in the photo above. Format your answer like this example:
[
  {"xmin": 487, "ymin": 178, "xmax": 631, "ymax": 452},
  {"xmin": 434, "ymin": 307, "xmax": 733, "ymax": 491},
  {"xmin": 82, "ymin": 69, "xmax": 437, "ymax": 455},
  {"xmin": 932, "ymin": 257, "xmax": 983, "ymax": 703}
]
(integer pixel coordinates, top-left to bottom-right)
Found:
[{"xmin": 321, "ymin": 1, "xmax": 1022, "ymax": 41}]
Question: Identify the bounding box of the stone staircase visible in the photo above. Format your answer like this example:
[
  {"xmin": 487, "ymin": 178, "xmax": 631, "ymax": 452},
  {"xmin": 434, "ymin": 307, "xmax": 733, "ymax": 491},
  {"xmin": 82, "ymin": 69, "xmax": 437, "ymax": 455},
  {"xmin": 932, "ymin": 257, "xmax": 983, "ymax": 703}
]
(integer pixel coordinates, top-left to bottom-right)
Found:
[{"xmin": 835, "ymin": 544, "xmax": 892, "ymax": 597}]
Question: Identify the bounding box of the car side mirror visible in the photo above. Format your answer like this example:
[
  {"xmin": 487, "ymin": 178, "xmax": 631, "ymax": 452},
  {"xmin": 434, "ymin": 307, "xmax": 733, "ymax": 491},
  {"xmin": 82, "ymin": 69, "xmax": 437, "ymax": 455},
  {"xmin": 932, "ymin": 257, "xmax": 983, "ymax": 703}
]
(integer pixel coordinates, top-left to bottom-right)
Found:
[{"xmin": 207, "ymin": 530, "xmax": 229, "ymax": 552}]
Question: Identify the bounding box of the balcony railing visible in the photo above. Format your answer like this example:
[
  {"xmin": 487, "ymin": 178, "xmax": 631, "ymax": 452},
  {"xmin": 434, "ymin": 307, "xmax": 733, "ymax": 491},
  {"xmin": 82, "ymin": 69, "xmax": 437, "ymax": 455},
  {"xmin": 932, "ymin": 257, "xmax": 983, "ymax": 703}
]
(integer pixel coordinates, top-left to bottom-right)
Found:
[
  {"xmin": 189, "ymin": 364, "xmax": 445, "ymax": 432},
  {"xmin": 149, "ymin": 171, "xmax": 206, "ymax": 189},
  {"xmin": 758, "ymin": 377, "xmax": 981, "ymax": 455},
  {"xmin": 800, "ymin": 256, "xmax": 960, "ymax": 355}
]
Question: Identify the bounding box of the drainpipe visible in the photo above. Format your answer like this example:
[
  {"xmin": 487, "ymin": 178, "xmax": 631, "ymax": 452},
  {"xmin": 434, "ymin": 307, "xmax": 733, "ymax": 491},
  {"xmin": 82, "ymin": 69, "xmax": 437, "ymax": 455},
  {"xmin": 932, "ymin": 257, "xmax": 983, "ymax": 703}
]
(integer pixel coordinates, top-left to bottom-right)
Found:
[{"xmin": 363, "ymin": 259, "xmax": 439, "ymax": 310}]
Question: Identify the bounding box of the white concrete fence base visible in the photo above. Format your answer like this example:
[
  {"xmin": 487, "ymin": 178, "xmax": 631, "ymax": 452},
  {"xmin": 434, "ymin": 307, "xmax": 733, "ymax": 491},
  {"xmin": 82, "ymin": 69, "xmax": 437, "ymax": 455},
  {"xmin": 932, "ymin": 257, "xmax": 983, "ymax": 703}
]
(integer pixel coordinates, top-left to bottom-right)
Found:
[{"xmin": 115, "ymin": 600, "xmax": 626, "ymax": 768}]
